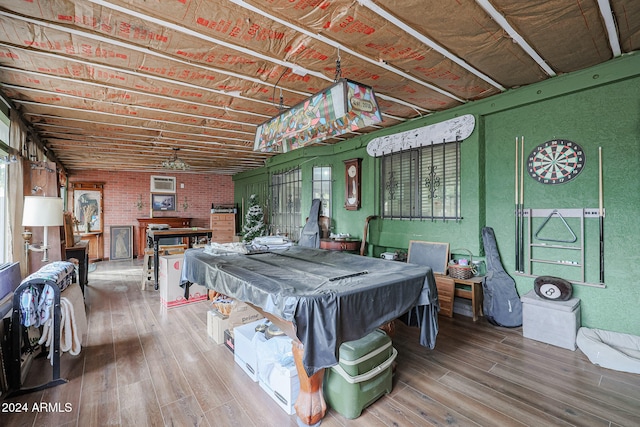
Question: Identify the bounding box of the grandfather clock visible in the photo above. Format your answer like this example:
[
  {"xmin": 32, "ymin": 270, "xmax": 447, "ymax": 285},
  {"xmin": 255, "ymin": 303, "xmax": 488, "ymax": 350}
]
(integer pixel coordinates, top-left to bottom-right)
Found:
[{"xmin": 344, "ymin": 158, "xmax": 361, "ymax": 210}]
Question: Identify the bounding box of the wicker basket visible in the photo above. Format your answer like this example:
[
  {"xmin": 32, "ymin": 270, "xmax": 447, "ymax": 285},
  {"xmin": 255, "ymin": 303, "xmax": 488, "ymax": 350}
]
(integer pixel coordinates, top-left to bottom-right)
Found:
[{"xmin": 448, "ymin": 249, "xmax": 475, "ymax": 280}]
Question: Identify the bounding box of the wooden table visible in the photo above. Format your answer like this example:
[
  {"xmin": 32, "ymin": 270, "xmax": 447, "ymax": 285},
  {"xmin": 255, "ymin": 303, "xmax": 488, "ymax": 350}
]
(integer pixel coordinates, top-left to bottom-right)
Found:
[
  {"xmin": 319, "ymin": 238, "xmax": 361, "ymax": 252},
  {"xmin": 136, "ymin": 217, "xmax": 191, "ymax": 258},
  {"xmin": 147, "ymin": 228, "xmax": 212, "ymax": 289}
]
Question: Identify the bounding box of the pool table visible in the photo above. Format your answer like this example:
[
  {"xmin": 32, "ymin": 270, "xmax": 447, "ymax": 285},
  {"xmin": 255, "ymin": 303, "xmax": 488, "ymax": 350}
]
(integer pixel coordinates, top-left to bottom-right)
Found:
[{"xmin": 181, "ymin": 245, "xmax": 438, "ymax": 424}]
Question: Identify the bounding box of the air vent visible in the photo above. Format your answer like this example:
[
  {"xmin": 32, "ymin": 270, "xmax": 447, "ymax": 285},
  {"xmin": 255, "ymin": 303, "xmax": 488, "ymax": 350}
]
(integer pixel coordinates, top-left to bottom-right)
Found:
[{"xmin": 150, "ymin": 176, "xmax": 176, "ymax": 193}]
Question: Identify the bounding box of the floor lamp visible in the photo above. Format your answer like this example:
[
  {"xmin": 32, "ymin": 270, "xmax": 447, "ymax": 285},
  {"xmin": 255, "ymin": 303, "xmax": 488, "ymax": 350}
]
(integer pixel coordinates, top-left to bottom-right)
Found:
[{"xmin": 22, "ymin": 196, "xmax": 64, "ymax": 264}]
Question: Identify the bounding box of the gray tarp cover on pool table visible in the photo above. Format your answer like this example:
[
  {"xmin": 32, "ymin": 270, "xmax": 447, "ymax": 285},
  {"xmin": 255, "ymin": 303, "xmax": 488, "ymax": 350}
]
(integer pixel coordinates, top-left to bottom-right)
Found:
[{"xmin": 181, "ymin": 246, "xmax": 438, "ymax": 376}]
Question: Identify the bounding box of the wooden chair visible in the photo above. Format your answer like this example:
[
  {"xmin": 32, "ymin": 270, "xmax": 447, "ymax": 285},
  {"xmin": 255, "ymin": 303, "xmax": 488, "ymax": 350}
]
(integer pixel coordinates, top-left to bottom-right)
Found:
[
  {"xmin": 141, "ymin": 244, "xmax": 188, "ymax": 290},
  {"xmin": 318, "ymin": 216, "xmax": 330, "ymax": 239},
  {"xmin": 62, "ymin": 212, "xmax": 89, "ymax": 292},
  {"xmin": 359, "ymin": 215, "xmax": 377, "ymax": 256}
]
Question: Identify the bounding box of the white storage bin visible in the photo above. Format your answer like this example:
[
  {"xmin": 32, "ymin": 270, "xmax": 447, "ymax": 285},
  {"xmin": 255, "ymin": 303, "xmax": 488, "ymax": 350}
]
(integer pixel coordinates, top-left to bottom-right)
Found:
[
  {"xmin": 258, "ymin": 361, "xmax": 300, "ymax": 415},
  {"xmin": 233, "ymin": 319, "xmax": 267, "ymax": 381},
  {"xmin": 522, "ymin": 290, "xmax": 581, "ymax": 350},
  {"xmin": 256, "ymin": 335, "xmax": 299, "ymax": 415}
]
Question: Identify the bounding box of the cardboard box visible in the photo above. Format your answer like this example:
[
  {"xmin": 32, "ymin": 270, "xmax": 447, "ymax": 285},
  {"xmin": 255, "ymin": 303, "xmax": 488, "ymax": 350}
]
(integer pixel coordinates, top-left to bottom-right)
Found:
[
  {"xmin": 259, "ymin": 363, "xmax": 300, "ymax": 415},
  {"xmin": 207, "ymin": 309, "xmax": 229, "ymax": 344},
  {"xmin": 159, "ymin": 254, "xmax": 207, "ymax": 308},
  {"xmin": 210, "ymin": 296, "xmax": 264, "ymax": 330},
  {"xmin": 224, "ymin": 329, "xmax": 234, "ymax": 353},
  {"xmin": 257, "ymin": 335, "xmax": 300, "ymax": 415},
  {"xmin": 228, "ymin": 301, "xmax": 264, "ymax": 330},
  {"xmin": 233, "ymin": 319, "xmax": 268, "ymax": 381}
]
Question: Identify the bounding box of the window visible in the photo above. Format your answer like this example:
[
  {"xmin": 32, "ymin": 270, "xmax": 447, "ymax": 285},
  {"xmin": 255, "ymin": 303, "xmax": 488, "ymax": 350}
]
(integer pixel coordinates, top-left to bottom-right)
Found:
[
  {"xmin": 0, "ymin": 146, "xmax": 6, "ymax": 263},
  {"xmin": 269, "ymin": 168, "xmax": 301, "ymax": 239},
  {"xmin": 312, "ymin": 166, "xmax": 332, "ymax": 218},
  {"xmin": 381, "ymin": 142, "xmax": 461, "ymax": 220},
  {"xmin": 0, "ymin": 112, "xmax": 8, "ymax": 263}
]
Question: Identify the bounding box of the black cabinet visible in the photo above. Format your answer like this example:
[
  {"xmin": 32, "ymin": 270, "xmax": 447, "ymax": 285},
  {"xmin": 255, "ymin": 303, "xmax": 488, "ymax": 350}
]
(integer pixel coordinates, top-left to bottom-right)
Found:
[{"xmin": 65, "ymin": 241, "xmax": 89, "ymax": 293}]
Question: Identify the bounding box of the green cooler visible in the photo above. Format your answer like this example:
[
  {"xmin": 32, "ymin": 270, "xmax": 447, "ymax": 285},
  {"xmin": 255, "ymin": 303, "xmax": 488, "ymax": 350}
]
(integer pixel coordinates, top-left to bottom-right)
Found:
[{"xmin": 323, "ymin": 329, "xmax": 397, "ymax": 419}]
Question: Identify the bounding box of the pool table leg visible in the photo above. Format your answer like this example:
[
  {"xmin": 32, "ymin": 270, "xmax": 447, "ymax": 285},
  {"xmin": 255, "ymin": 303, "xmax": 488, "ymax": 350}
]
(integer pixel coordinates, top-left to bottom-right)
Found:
[{"xmin": 292, "ymin": 340, "xmax": 326, "ymax": 425}]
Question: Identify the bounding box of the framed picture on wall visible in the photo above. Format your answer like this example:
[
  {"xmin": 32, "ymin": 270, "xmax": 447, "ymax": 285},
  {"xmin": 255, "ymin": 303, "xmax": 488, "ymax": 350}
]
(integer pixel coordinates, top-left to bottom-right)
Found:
[
  {"xmin": 151, "ymin": 193, "xmax": 176, "ymax": 211},
  {"xmin": 72, "ymin": 182, "xmax": 104, "ymax": 233},
  {"xmin": 110, "ymin": 226, "xmax": 133, "ymax": 260}
]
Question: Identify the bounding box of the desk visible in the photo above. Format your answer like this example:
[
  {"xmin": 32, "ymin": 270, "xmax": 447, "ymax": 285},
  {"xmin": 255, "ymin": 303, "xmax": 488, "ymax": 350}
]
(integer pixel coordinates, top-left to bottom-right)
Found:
[
  {"xmin": 148, "ymin": 228, "xmax": 212, "ymax": 289},
  {"xmin": 181, "ymin": 246, "xmax": 438, "ymax": 425},
  {"xmin": 136, "ymin": 217, "xmax": 191, "ymax": 258},
  {"xmin": 319, "ymin": 237, "xmax": 361, "ymax": 252}
]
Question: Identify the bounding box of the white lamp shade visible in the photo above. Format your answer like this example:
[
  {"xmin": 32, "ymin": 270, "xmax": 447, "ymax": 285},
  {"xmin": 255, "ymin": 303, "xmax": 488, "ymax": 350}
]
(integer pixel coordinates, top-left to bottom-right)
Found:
[{"xmin": 22, "ymin": 196, "xmax": 64, "ymax": 227}]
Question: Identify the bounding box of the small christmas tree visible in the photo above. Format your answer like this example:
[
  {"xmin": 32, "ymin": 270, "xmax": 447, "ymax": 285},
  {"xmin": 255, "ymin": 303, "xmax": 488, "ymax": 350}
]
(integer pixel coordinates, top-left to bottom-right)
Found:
[{"xmin": 242, "ymin": 194, "xmax": 266, "ymax": 243}]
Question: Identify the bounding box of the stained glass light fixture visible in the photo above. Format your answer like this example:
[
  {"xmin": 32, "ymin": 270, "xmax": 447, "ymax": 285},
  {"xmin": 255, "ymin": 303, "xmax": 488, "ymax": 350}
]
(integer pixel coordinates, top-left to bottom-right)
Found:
[{"xmin": 254, "ymin": 79, "xmax": 382, "ymax": 153}]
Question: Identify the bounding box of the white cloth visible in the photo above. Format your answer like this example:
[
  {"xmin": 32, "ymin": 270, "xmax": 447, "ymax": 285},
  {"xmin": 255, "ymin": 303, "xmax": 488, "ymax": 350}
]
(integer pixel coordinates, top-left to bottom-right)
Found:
[
  {"xmin": 38, "ymin": 284, "xmax": 55, "ymax": 326},
  {"xmin": 38, "ymin": 283, "xmax": 87, "ymax": 363},
  {"xmin": 577, "ymin": 327, "xmax": 640, "ymax": 374},
  {"xmin": 20, "ymin": 285, "xmax": 40, "ymax": 327},
  {"xmin": 203, "ymin": 241, "xmax": 248, "ymax": 255}
]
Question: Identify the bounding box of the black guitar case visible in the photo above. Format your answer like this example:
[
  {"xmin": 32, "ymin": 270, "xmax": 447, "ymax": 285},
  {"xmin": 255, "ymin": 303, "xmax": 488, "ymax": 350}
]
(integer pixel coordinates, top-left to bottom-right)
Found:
[
  {"xmin": 481, "ymin": 227, "xmax": 523, "ymax": 327},
  {"xmin": 298, "ymin": 199, "xmax": 321, "ymax": 248}
]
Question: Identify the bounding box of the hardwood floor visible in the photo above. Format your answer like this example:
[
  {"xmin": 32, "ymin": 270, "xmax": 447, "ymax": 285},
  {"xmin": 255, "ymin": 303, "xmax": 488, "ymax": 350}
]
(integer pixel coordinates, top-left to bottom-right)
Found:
[{"xmin": 3, "ymin": 259, "xmax": 639, "ymax": 426}]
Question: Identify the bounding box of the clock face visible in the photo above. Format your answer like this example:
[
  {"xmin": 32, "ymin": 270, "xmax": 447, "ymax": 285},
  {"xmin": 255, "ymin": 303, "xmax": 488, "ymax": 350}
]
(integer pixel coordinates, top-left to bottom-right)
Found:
[
  {"xmin": 527, "ymin": 139, "xmax": 585, "ymax": 185},
  {"xmin": 348, "ymin": 165, "xmax": 357, "ymax": 178}
]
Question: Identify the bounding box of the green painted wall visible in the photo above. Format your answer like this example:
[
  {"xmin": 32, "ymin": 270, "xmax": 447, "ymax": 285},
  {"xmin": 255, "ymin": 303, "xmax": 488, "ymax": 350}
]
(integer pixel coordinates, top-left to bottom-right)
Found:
[{"xmin": 234, "ymin": 52, "xmax": 640, "ymax": 335}]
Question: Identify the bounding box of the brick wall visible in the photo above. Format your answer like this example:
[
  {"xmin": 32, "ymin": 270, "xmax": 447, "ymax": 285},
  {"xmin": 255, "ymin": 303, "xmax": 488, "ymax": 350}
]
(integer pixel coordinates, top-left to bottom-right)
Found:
[{"xmin": 67, "ymin": 170, "xmax": 234, "ymax": 259}]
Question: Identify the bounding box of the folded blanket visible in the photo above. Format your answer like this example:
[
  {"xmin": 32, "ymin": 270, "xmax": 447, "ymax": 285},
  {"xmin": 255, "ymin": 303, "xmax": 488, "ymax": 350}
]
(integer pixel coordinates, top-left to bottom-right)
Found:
[
  {"xmin": 20, "ymin": 285, "xmax": 40, "ymax": 327},
  {"xmin": 38, "ymin": 283, "xmax": 87, "ymax": 363}
]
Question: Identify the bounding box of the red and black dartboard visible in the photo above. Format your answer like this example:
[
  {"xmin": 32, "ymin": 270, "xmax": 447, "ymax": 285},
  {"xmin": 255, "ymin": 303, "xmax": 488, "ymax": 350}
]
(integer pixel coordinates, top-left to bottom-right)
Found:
[{"xmin": 527, "ymin": 139, "xmax": 585, "ymax": 185}]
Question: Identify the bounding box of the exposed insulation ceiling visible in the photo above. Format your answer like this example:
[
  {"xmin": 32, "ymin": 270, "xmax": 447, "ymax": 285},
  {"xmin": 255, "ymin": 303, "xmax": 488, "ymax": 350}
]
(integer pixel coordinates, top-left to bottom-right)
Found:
[{"xmin": 0, "ymin": 0, "xmax": 637, "ymax": 174}]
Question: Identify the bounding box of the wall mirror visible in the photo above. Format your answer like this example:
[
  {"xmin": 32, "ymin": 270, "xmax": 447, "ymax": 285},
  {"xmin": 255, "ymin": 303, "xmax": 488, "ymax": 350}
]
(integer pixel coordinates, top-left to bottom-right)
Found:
[{"xmin": 72, "ymin": 182, "xmax": 104, "ymax": 233}]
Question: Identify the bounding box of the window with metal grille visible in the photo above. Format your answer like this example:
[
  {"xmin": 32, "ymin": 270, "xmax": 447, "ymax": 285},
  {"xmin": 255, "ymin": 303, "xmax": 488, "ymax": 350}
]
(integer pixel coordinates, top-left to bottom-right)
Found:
[
  {"xmin": 312, "ymin": 166, "xmax": 332, "ymax": 218},
  {"xmin": 269, "ymin": 168, "xmax": 302, "ymax": 239},
  {"xmin": 381, "ymin": 142, "xmax": 461, "ymax": 220}
]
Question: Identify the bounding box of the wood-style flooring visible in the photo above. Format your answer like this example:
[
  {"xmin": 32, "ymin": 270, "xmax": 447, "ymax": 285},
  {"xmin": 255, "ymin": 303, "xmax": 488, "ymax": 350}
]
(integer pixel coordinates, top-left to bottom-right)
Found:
[{"xmin": 2, "ymin": 259, "xmax": 639, "ymax": 426}]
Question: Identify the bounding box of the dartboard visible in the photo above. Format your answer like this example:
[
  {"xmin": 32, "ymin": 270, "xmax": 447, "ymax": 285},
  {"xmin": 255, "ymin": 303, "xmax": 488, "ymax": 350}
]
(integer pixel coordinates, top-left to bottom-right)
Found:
[{"xmin": 527, "ymin": 139, "xmax": 585, "ymax": 185}]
